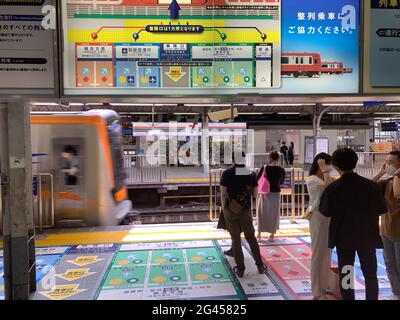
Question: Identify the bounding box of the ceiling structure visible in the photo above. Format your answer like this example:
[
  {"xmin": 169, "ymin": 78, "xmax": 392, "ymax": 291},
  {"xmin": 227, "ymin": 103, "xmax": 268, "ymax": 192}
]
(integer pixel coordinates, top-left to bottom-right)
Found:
[{"xmin": 30, "ymin": 101, "xmax": 400, "ymax": 115}]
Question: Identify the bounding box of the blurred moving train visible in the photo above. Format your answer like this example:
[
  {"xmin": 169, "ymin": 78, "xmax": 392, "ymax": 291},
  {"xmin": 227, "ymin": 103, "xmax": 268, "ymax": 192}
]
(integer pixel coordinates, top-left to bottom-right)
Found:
[{"xmin": 29, "ymin": 110, "xmax": 132, "ymax": 227}]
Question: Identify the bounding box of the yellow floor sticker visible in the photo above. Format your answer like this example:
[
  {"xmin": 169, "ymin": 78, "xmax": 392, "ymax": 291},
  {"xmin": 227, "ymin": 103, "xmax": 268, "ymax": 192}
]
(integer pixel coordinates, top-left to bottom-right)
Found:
[
  {"xmin": 56, "ymin": 268, "xmax": 95, "ymax": 282},
  {"xmin": 39, "ymin": 284, "xmax": 86, "ymax": 300},
  {"xmin": 67, "ymin": 256, "xmax": 103, "ymax": 267}
]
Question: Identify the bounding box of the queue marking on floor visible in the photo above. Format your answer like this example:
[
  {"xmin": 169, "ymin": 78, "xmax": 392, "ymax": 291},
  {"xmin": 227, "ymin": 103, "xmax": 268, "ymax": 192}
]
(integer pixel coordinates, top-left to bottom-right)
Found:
[
  {"xmin": 56, "ymin": 268, "xmax": 96, "ymax": 282},
  {"xmin": 67, "ymin": 256, "xmax": 103, "ymax": 267},
  {"xmin": 39, "ymin": 284, "xmax": 86, "ymax": 300}
]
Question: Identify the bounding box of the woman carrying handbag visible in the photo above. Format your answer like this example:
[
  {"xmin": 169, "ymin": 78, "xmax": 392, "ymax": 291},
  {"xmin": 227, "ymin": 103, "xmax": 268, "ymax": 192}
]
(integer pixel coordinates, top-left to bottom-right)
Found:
[{"xmin": 256, "ymin": 151, "xmax": 286, "ymax": 242}]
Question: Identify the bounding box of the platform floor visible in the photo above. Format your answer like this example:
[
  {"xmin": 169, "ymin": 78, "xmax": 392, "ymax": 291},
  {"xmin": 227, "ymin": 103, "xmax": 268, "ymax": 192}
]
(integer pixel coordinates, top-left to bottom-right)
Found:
[{"xmin": 0, "ymin": 220, "xmax": 394, "ymax": 300}]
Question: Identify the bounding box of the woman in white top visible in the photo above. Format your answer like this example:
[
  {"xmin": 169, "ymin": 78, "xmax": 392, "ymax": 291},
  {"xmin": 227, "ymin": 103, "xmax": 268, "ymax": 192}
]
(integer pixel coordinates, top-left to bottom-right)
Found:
[{"xmin": 306, "ymin": 153, "xmax": 335, "ymax": 300}]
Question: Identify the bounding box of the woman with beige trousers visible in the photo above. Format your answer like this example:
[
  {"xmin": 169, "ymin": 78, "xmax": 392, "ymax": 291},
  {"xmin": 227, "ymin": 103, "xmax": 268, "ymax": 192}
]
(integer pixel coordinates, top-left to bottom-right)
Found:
[{"xmin": 306, "ymin": 153, "xmax": 337, "ymax": 300}]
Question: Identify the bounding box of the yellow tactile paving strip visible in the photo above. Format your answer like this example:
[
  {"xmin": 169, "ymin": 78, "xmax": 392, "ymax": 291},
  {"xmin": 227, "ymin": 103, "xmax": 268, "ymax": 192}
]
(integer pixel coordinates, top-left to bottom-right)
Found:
[{"xmin": 0, "ymin": 225, "xmax": 309, "ymax": 248}]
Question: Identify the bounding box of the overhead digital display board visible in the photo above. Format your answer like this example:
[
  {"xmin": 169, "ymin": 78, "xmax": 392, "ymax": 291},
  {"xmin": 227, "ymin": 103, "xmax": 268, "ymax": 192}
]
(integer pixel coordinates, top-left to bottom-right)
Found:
[
  {"xmin": 61, "ymin": 0, "xmax": 282, "ymax": 95},
  {"xmin": 61, "ymin": 0, "xmax": 360, "ymax": 96},
  {"xmin": 0, "ymin": 0, "xmax": 57, "ymax": 95}
]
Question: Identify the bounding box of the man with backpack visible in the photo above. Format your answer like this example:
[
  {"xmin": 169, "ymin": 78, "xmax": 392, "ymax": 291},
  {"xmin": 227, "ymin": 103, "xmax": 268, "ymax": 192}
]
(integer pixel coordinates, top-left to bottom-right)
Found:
[{"xmin": 220, "ymin": 151, "xmax": 267, "ymax": 278}]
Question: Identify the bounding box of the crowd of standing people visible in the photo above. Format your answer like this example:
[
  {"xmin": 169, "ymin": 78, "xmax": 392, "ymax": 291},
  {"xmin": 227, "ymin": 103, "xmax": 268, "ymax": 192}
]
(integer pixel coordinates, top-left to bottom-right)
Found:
[{"xmin": 219, "ymin": 147, "xmax": 400, "ymax": 300}]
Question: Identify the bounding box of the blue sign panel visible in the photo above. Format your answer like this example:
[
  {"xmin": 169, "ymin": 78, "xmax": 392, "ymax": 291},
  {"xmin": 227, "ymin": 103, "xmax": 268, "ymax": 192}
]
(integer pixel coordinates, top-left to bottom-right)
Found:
[
  {"xmin": 115, "ymin": 61, "xmax": 137, "ymax": 87},
  {"xmin": 138, "ymin": 66, "xmax": 160, "ymax": 88}
]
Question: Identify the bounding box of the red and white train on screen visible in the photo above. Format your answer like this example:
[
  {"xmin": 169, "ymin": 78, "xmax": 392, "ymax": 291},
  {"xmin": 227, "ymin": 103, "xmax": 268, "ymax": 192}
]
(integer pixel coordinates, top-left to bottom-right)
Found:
[{"xmin": 281, "ymin": 53, "xmax": 353, "ymax": 78}]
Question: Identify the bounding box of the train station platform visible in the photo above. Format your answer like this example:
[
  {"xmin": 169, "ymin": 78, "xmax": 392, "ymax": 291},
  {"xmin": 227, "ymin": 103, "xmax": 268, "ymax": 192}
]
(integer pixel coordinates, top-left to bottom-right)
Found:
[
  {"xmin": 0, "ymin": 220, "xmax": 393, "ymax": 300},
  {"xmin": 126, "ymin": 166, "xmax": 308, "ymax": 188}
]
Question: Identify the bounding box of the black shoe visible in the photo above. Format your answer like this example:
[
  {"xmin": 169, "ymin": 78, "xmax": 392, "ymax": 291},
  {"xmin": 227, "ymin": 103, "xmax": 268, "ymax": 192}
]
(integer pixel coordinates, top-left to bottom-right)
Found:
[
  {"xmin": 257, "ymin": 264, "xmax": 268, "ymax": 274},
  {"xmin": 224, "ymin": 248, "xmax": 234, "ymax": 257},
  {"xmin": 233, "ymin": 266, "xmax": 245, "ymax": 278}
]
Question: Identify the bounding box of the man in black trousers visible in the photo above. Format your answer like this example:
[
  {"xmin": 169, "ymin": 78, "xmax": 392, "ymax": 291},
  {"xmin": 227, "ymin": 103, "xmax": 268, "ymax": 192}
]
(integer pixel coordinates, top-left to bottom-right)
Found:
[{"xmin": 319, "ymin": 148, "xmax": 387, "ymax": 300}]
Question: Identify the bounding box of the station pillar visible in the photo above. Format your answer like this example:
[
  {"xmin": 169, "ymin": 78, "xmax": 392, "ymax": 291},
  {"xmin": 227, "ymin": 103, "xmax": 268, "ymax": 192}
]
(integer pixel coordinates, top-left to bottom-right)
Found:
[
  {"xmin": 313, "ymin": 104, "xmax": 334, "ymax": 156},
  {"xmin": 0, "ymin": 101, "xmax": 36, "ymax": 300},
  {"xmin": 201, "ymin": 107, "xmax": 209, "ymax": 174}
]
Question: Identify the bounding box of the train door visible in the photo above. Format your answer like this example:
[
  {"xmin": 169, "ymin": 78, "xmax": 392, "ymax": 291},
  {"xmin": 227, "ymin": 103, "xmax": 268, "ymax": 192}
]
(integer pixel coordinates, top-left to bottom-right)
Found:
[{"xmin": 52, "ymin": 138, "xmax": 86, "ymax": 226}]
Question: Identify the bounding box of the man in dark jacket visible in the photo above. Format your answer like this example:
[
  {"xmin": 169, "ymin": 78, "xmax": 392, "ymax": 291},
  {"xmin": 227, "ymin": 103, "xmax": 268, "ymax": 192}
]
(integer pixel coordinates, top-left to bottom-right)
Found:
[
  {"xmin": 319, "ymin": 148, "xmax": 387, "ymax": 300},
  {"xmin": 220, "ymin": 151, "xmax": 267, "ymax": 278}
]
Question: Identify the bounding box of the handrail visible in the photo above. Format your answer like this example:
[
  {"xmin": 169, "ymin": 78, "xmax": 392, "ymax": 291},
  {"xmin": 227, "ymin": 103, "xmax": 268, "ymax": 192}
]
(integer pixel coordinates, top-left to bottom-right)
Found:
[
  {"xmin": 36, "ymin": 173, "xmax": 55, "ymax": 231},
  {"xmin": 124, "ymin": 155, "xmax": 167, "ymax": 183},
  {"xmin": 209, "ymin": 167, "xmax": 306, "ymax": 223}
]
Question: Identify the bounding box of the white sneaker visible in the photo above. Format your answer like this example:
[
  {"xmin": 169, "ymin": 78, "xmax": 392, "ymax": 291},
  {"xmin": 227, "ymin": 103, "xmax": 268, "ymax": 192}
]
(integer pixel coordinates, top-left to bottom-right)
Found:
[{"xmin": 387, "ymin": 294, "xmax": 400, "ymax": 300}]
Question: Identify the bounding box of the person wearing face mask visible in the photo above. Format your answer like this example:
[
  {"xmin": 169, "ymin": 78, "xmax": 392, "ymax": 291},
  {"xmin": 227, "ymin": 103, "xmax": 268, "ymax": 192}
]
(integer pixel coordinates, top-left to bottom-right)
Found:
[
  {"xmin": 305, "ymin": 153, "xmax": 336, "ymax": 300},
  {"xmin": 372, "ymin": 151, "xmax": 400, "ymax": 300},
  {"xmin": 319, "ymin": 148, "xmax": 387, "ymax": 300}
]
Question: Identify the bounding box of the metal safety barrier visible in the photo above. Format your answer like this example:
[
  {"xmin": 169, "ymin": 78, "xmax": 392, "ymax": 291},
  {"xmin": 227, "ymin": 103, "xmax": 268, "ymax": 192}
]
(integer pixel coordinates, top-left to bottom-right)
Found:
[
  {"xmin": 209, "ymin": 167, "xmax": 307, "ymax": 223},
  {"xmin": 247, "ymin": 153, "xmax": 285, "ymax": 169},
  {"xmin": 279, "ymin": 168, "xmax": 306, "ymax": 222},
  {"xmin": 355, "ymin": 152, "xmax": 387, "ymax": 178},
  {"xmin": 124, "ymin": 155, "xmax": 167, "ymax": 184},
  {"xmin": 34, "ymin": 173, "xmax": 55, "ymax": 232}
]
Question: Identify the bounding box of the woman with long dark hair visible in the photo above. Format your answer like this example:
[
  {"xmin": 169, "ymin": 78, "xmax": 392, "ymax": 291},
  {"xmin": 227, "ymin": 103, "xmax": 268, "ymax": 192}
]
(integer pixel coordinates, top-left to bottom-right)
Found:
[
  {"xmin": 306, "ymin": 153, "xmax": 336, "ymax": 300},
  {"xmin": 256, "ymin": 151, "xmax": 286, "ymax": 242}
]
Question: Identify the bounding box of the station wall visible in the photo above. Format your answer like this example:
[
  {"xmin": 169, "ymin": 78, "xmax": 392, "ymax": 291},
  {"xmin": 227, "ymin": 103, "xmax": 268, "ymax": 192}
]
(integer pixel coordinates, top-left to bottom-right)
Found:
[{"xmin": 253, "ymin": 128, "xmax": 370, "ymax": 164}]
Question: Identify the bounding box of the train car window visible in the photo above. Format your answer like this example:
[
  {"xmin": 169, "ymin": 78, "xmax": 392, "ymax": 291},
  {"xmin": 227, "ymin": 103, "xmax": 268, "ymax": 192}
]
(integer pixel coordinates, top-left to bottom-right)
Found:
[
  {"xmin": 107, "ymin": 120, "xmax": 126, "ymax": 197},
  {"xmin": 322, "ymin": 64, "xmax": 328, "ymax": 68},
  {"xmin": 296, "ymin": 57, "xmax": 299, "ymax": 64},
  {"xmin": 281, "ymin": 57, "xmax": 289, "ymax": 64},
  {"xmin": 309, "ymin": 57, "xmax": 312, "ymax": 64},
  {"xmin": 315, "ymin": 58, "xmax": 318, "ymax": 64}
]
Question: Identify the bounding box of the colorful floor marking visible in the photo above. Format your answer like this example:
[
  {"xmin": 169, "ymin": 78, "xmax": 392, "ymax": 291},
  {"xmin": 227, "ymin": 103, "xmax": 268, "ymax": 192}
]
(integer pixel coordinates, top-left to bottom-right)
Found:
[
  {"xmin": 0, "ymin": 246, "xmax": 68, "ymax": 300},
  {"xmin": 0, "ymin": 250, "xmax": 3, "ymax": 300},
  {"xmin": 96, "ymin": 240, "xmax": 241, "ymax": 300},
  {"xmin": 34, "ymin": 244, "xmax": 118, "ymax": 300},
  {"xmin": 218, "ymin": 240, "xmax": 288, "ymax": 300},
  {"xmin": 0, "ymin": 221, "xmax": 395, "ymax": 300},
  {"xmin": 290, "ymin": 235, "xmax": 392, "ymax": 299}
]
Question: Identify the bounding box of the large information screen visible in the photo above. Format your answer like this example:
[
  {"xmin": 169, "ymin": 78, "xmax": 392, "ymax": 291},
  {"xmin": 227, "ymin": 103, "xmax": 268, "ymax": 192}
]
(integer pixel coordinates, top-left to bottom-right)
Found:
[
  {"xmin": 269, "ymin": 0, "xmax": 360, "ymax": 94},
  {"xmin": 0, "ymin": 0, "xmax": 56, "ymax": 95},
  {"xmin": 62, "ymin": 0, "xmax": 282, "ymax": 95},
  {"xmin": 363, "ymin": 0, "xmax": 400, "ymax": 94},
  {"xmin": 62, "ymin": 0, "xmax": 360, "ymax": 95},
  {"xmin": 370, "ymin": 0, "xmax": 400, "ymax": 87}
]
